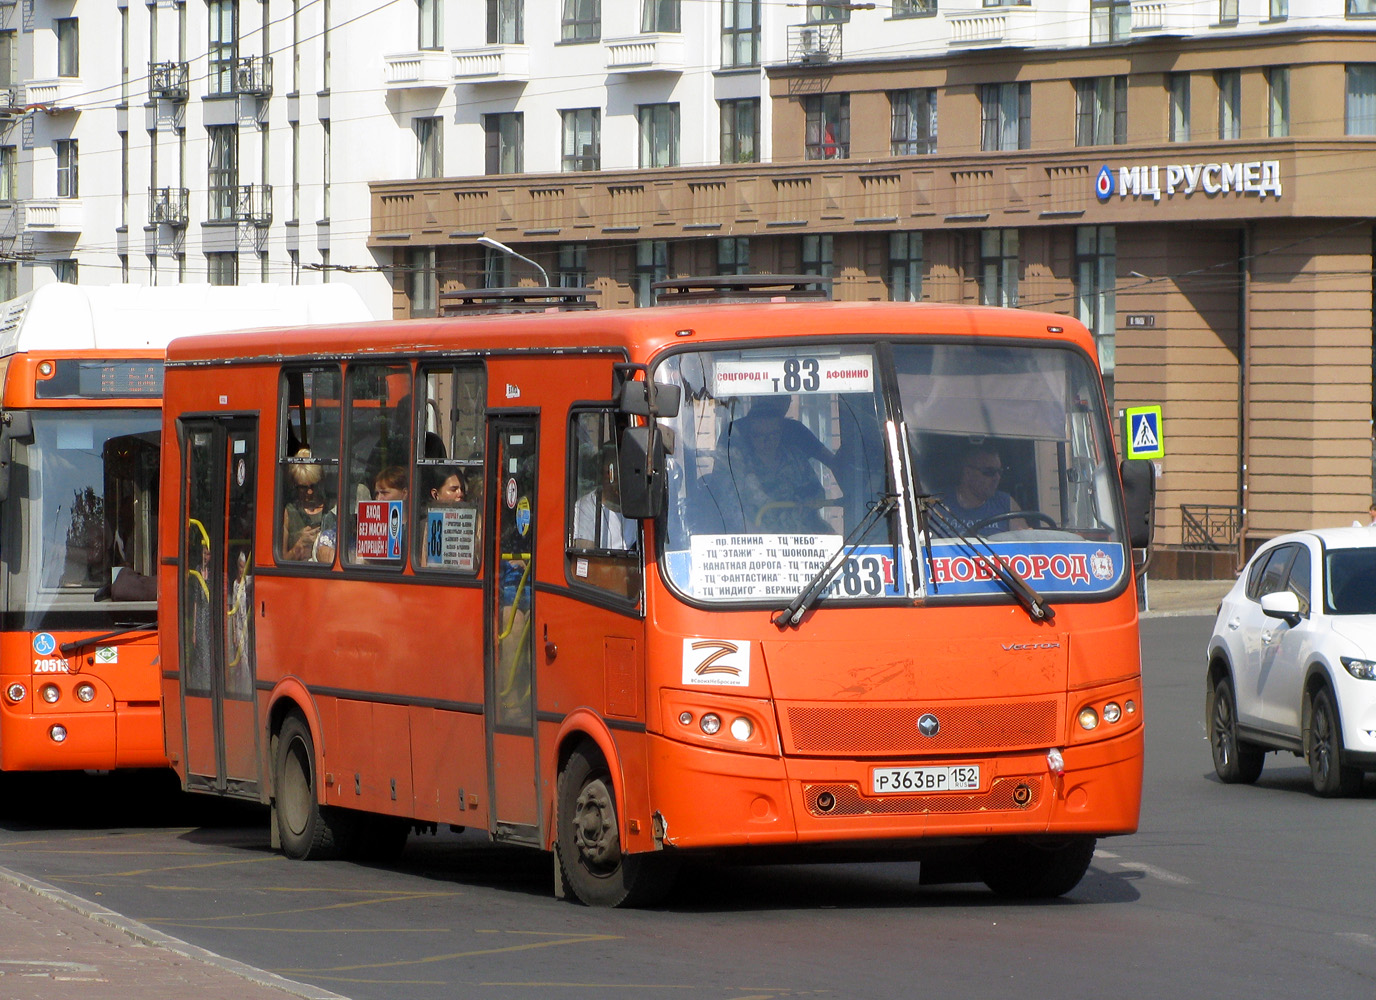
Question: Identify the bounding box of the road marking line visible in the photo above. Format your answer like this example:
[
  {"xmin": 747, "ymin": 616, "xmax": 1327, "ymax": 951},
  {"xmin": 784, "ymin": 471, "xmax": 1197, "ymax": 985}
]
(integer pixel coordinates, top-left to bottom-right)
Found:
[
  {"xmin": 1113, "ymin": 861, "xmax": 1194, "ymax": 885},
  {"xmin": 276, "ymin": 931, "xmax": 623, "ymax": 974},
  {"xmin": 1338, "ymin": 932, "xmax": 1376, "ymax": 950}
]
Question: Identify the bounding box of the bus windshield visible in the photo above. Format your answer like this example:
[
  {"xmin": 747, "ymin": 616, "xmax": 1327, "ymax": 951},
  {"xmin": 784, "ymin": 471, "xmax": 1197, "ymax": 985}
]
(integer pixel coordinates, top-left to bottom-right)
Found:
[
  {"xmin": 2, "ymin": 411, "xmax": 161, "ymax": 628},
  {"xmin": 658, "ymin": 339, "xmax": 1127, "ymax": 607}
]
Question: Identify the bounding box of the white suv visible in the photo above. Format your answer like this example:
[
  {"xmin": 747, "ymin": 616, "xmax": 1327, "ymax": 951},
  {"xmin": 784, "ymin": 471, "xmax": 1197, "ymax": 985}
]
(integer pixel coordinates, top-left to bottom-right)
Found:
[{"xmin": 1206, "ymin": 526, "xmax": 1376, "ymax": 796}]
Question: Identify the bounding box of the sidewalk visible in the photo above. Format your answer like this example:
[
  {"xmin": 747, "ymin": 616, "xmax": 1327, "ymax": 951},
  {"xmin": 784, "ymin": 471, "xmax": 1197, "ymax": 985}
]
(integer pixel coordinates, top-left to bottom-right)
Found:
[
  {"xmin": 0, "ymin": 866, "xmax": 346, "ymax": 1000},
  {"xmin": 1139, "ymin": 576, "xmax": 1234, "ymax": 618}
]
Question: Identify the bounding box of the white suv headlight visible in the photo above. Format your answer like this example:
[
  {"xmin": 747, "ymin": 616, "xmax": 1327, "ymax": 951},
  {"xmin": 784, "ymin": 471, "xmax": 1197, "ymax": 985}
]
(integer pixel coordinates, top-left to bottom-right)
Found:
[{"xmin": 1340, "ymin": 656, "xmax": 1376, "ymax": 680}]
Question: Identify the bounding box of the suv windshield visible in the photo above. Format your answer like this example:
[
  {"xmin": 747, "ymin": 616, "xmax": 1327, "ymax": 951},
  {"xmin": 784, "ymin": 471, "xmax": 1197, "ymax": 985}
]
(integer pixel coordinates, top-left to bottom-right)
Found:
[
  {"xmin": 1, "ymin": 410, "xmax": 161, "ymax": 628},
  {"xmin": 657, "ymin": 339, "xmax": 1128, "ymax": 608}
]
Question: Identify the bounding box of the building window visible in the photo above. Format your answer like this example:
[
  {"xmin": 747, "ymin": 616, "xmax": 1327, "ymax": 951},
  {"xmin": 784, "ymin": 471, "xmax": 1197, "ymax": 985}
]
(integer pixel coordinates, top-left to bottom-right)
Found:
[
  {"xmin": 800, "ymin": 235, "xmax": 832, "ymax": 289},
  {"xmin": 1349, "ymin": 0, "xmax": 1376, "ymax": 15},
  {"xmin": 983, "ymin": 0, "xmax": 1031, "ymax": 7},
  {"xmin": 55, "ymin": 260, "xmax": 78, "ymax": 284},
  {"xmin": 1168, "ymin": 73, "xmax": 1191, "ymax": 143},
  {"xmin": 890, "ymin": 88, "xmax": 937, "ymax": 155},
  {"xmin": 415, "ymin": 116, "xmax": 442, "ymax": 179},
  {"xmin": 638, "ymin": 103, "xmax": 679, "ymax": 168},
  {"xmin": 55, "ymin": 139, "xmax": 78, "ymax": 198},
  {"xmin": 892, "ymin": 0, "xmax": 936, "ymax": 16},
  {"xmin": 483, "ymin": 247, "xmax": 511, "ymax": 288},
  {"xmin": 1075, "ymin": 76, "xmax": 1127, "ymax": 146},
  {"xmin": 557, "ymin": 243, "xmax": 586, "ymax": 288},
  {"xmin": 561, "ymin": 108, "xmax": 599, "ymax": 172},
  {"xmin": 0, "ymin": 146, "xmax": 15, "ymax": 204},
  {"xmin": 888, "ymin": 232, "xmax": 923, "ymax": 302},
  {"xmin": 208, "ymin": 126, "xmax": 237, "ymax": 220},
  {"xmin": 720, "ymin": 98, "xmax": 759, "ymax": 164},
  {"xmin": 1090, "ymin": 0, "xmax": 1129, "ymax": 42},
  {"xmin": 561, "ymin": 0, "xmax": 599, "ymax": 41},
  {"xmin": 0, "ymin": 262, "xmax": 16, "ymax": 302},
  {"xmin": 634, "ymin": 240, "xmax": 668, "ymax": 307},
  {"xmin": 488, "ymin": 0, "xmax": 523, "ymax": 42},
  {"xmin": 1076, "ymin": 226, "xmax": 1117, "ymax": 409},
  {"xmin": 56, "ymin": 18, "xmax": 78, "ymax": 78},
  {"xmin": 1347, "ymin": 65, "xmax": 1376, "ymax": 134},
  {"xmin": 642, "ymin": 0, "xmax": 679, "ymax": 31},
  {"xmin": 409, "ymin": 248, "xmax": 437, "ymax": 317},
  {"xmin": 1217, "ymin": 69, "xmax": 1241, "ymax": 140},
  {"xmin": 804, "ymin": 93, "xmax": 849, "ymax": 160},
  {"xmin": 208, "ymin": 0, "xmax": 237, "ymax": 95},
  {"xmin": 208, "ymin": 252, "xmax": 238, "ymax": 285},
  {"xmin": 1219, "ymin": 0, "xmax": 1238, "ymax": 23},
  {"xmin": 322, "ymin": 0, "xmax": 332, "ymax": 91},
  {"xmin": 981, "ymin": 82, "xmax": 1030, "ymax": 151},
  {"xmin": 0, "ymin": 30, "xmax": 15, "ymax": 88},
  {"xmin": 718, "ymin": 237, "xmax": 749, "ymax": 276},
  {"xmin": 979, "ymin": 229, "xmax": 1018, "ymax": 307},
  {"xmin": 807, "ymin": 1, "xmax": 850, "ymax": 20},
  {"xmin": 292, "ymin": 0, "xmax": 301, "ymax": 92},
  {"xmin": 418, "ymin": 0, "xmax": 441, "ymax": 49},
  {"xmin": 1267, "ymin": 67, "xmax": 1290, "ymax": 138},
  {"xmin": 120, "ymin": 132, "xmax": 128, "ymax": 227},
  {"xmin": 483, "ymin": 113, "xmax": 523, "ymax": 175},
  {"xmin": 721, "ymin": 0, "xmax": 760, "ymax": 69},
  {"xmin": 1269, "ymin": 0, "xmax": 1288, "ymax": 19}
]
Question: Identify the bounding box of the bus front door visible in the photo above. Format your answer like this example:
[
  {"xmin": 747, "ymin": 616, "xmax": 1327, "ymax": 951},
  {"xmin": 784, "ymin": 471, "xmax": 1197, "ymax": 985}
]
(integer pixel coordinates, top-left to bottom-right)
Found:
[
  {"xmin": 179, "ymin": 418, "xmax": 261, "ymax": 799},
  {"xmin": 485, "ymin": 417, "xmax": 541, "ymax": 845}
]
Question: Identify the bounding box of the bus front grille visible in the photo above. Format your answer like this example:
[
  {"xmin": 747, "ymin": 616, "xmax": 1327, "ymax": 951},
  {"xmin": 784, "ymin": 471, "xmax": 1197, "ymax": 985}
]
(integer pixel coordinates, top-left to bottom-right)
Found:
[{"xmin": 782, "ymin": 701, "xmax": 1059, "ymax": 756}]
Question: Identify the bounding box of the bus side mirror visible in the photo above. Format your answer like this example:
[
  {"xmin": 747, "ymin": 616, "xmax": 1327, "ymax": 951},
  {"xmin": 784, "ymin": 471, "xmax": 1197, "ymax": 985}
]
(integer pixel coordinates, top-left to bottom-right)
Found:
[
  {"xmin": 1120, "ymin": 458, "xmax": 1156, "ymax": 551},
  {"xmin": 0, "ymin": 411, "xmax": 33, "ymax": 503},
  {"xmin": 618, "ymin": 380, "xmax": 681, "ymax": 419},
  {"xmin": 618, "ymin": 426, "xmax": 666, "ymax": 520}
]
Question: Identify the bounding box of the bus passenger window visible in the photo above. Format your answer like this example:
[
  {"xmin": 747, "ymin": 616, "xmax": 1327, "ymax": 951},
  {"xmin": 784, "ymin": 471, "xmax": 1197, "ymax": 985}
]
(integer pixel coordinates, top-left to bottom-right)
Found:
[
  {"xmin": 566, "ymin": 410, "xmax": 640, "ymax": 600},
  {"xmin": 344, "ymin": 364, "xmax": 412, "ymax": 568},
  {"xmin": 415, "ymin": 364, "xmax": 485, "ymax": 574},
  {"xmin": 277, "ymin": 367, "xmax": 341, "ymax": 566}
]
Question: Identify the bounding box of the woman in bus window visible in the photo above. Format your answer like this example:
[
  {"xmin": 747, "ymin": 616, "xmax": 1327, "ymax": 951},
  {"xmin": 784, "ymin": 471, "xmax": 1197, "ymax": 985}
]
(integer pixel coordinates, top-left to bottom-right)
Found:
[{"xmin": 283, "ymin": 450, "xmax": 337, "ymax": 563}]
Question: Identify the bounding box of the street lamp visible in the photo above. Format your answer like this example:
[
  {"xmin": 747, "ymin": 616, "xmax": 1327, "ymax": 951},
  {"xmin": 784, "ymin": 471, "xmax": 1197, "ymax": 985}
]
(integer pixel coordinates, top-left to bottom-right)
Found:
[{"xmin": 477, "ymin": 236, "xmax": 550, "ymax": 287}]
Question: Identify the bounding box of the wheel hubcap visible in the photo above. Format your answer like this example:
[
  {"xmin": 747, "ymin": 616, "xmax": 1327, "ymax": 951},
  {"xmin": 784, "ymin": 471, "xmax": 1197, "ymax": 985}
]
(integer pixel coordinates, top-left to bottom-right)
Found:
[
  {"xmin": 1213, "ymin": 698, "xmax": 1234, "ymax": 767},
  {"xmin": 283, "ymin": 737, "xmax": 312, "ymax": 837},
  {"xmin": 1313, "ymin": 706, "xmax": 1332, "ymax": 781},
  {"xmin": 572, "ymin": 777, "xmax": 620, "ymax": 873}
]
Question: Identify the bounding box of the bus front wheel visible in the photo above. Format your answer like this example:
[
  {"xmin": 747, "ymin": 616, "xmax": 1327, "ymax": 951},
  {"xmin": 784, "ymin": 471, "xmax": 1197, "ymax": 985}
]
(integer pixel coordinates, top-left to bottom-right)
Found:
[
  {"xmin": 274, "ymin": 713, "xmax": 350, "ymax": 859},
  {"xmin": 555, "ymin": 745, "xmax": 676, "ymax": 907},
  {"xmin": 980, "ymin": 835, "xmax": 1096, "ymax": 899}
]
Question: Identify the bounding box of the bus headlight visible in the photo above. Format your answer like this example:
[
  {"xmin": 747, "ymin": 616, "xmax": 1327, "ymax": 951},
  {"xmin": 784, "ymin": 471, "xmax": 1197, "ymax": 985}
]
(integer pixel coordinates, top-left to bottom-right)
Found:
[
  {"xmin": 699, "ymin": 713, "xmax": 722, "ymax": 736},
  {"xmin": 729, "ymin": 717, "xmax": 754, "ymax": 741},
  {"xmin": 75, "ymin": 683, "xmax": 96, "ymax": 703},
  {"xmin": 40, "ymin": 684, "xmax": 60, "ymax": 704},
  {"xmin": 1102, "ymin": 702, "xmax": 1122, "ymax": 724},
  {"xmin": 5, "ymin": 683, "xmax": 26, "ymax": 703},
  {"xmin": 1077, "ymin": 706, "xmax": 1099, "ymax": 730}
]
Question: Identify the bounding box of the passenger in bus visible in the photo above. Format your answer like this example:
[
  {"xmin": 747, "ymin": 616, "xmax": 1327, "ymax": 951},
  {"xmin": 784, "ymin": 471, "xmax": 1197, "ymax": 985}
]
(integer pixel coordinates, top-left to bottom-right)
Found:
[
  {"xmin": 373, "ymin": 465, "xmax": 409, "ymax": 502},
  {"xmin": 427, "ymin": 466, "xmax": 466, "ymax": 503},
  {"xmin": 572, "ymin": 442, "xmax": 636, "ymax": 551},
  {"xmin": 283, "ymin": 450, "xmax": 337, "ymax": 563},
  {"xmin": 721, "ymin": 395, "xmax": 838, "ymax": 533},
  {"xmin": 937, "ymin": 443, "xmax": 1026, "ymax": 535}
]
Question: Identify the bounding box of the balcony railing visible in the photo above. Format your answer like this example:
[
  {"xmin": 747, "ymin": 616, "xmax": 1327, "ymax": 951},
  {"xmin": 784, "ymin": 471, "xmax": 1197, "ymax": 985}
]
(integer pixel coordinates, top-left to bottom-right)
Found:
[
  {"xmin": 1181, "ymin": 504, "xmax": 1242, "ymax": 550},
  {"xmin": 236, "ymin": 183, "xmax": 272, "ymax": 225},
  {"xmin": 21, "ymin": 78, "xmax": 84, "ymax": 110},
  {"xmin": 787, "ymin": 23, "xmax": 841, "ymax": 64},
  {"xmin": 149, "ymin": 186, "xmax": 189, "ymax": 226},
  {"xmin": 234, "ymin": 56, "xmax": 273, "ymax": 97},
  {"xmin": 384, "ymin": 50, "xmax": 450, "ymax": 89},
  {"xmin": 452, "ymin": 44, "xmax": 529, "ymax": 83},
  {"xmin": 946, "ymin": 5, "xmax": 1040, "ymax": 46},
  {"xmin": 149, "ymin": 61, "xmax": 189, "ymax": 101},
  {"xmin": 604, "ymin": 34, "xmax": 685, "ymax": 73},
  {"xmin": 22, "ymin": 199, "xmax": 84, "ymax": 232}
]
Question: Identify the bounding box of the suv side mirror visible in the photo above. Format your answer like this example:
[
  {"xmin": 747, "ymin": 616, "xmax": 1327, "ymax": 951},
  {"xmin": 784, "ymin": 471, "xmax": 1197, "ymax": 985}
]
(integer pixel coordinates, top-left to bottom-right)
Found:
[
  {"xmin": 1120, "ymin": 458, "xmax": 1156, "ymax": 551},
  {"xmin": 1260, "ymin": 590, "xmax": 1302, "ymax": 626},
  {"xmin": 617, "ymin": 425, "xmax": 666, "ymax": 520}
]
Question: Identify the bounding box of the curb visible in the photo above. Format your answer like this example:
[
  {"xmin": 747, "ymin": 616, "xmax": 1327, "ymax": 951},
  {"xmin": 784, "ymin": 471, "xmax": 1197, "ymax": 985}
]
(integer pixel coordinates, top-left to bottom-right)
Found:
[{"xmin": 0, "ymin": 864, "xmax": 350, "ymax": 1000}]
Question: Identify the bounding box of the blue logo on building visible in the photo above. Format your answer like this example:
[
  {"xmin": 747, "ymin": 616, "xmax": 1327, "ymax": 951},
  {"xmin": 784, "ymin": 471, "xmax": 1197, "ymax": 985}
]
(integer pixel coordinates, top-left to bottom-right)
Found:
[{"xmin": 1095, "ymin": 165, "xmax": 1115, "ymax": 202}]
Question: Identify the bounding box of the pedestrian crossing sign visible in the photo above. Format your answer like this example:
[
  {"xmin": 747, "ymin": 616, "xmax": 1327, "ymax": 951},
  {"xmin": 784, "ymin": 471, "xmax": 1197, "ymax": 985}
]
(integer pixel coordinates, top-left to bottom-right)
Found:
[{"xmin": 1125, "ymin": 405, "xmax": 1164, "ymax": 460}]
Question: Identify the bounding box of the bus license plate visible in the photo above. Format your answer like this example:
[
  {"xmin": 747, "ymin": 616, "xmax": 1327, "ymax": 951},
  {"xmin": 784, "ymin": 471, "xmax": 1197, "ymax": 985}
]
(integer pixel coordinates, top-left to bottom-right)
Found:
[{"xmin": 871, "ymin": 765, "xmax": 981, "ymax": 795}]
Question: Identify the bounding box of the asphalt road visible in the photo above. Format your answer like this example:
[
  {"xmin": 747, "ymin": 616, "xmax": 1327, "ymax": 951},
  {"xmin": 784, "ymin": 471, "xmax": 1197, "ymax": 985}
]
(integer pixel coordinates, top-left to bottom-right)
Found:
[{"xmin": 1, "ymin": 614, "xmax": 1373, "ymax": 1000}]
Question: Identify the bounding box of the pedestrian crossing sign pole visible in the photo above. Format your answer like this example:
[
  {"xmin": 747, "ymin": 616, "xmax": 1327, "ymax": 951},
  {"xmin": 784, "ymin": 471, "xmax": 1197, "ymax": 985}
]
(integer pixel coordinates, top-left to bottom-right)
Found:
[{"xmin": 1125, "ymin": 405, "xmax": 1164, "ymax": 460}]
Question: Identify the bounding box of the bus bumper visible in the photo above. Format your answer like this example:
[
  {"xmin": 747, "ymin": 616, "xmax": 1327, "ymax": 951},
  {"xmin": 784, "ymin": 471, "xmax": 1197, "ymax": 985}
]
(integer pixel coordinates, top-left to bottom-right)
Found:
[
  {"xmin": 645, "ymin": 726, "xmax": 1142, "ymax": 851},
  {"xmin": 0, "ymin": 701, "xmax": 167, "ymax": 771}
]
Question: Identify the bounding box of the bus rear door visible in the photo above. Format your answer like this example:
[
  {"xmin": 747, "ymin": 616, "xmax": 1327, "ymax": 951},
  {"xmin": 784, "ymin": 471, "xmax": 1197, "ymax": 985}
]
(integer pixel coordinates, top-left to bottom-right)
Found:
[
  {"xmin": 486, "ymin": 416, "xmax": 541, "ymax": 844},
  {"xmin": 179, "ymin": 417, "xmax": 261, "ymax": 798}
]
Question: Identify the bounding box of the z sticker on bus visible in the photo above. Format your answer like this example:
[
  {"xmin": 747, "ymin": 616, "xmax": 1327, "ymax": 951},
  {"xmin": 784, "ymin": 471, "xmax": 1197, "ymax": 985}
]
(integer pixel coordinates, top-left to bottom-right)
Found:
[{"xmin": 682, "ymin": 638, "xmax": 751, "ymax": 688}]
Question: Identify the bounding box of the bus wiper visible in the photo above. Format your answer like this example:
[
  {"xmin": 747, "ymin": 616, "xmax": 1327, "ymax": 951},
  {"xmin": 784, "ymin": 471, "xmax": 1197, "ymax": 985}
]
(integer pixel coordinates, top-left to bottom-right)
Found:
[
  {"xmin": 60, "ymin": 622, "xmax": 156, "ymax": 656},
  {"xmin": 773, "ymin": 493, "xmax": 898, "ymax": 630},
  {"xmin": 925, "ymin": 500, "xmax": 1055, "ymax": 624}
]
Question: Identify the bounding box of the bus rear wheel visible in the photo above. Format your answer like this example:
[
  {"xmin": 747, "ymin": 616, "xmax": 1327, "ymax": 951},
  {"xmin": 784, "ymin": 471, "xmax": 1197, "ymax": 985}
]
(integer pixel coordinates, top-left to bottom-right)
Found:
[
  {"xmin": 555, "ymin": 745, "xmax": 676, "ymax": 908},
  {"xmin": 980, "ymin": 835, "xmax": 1097, "ymax": 899},
  {"xmin": 274, "ymin": 713, "xmax": 350, "ymax": 859}
]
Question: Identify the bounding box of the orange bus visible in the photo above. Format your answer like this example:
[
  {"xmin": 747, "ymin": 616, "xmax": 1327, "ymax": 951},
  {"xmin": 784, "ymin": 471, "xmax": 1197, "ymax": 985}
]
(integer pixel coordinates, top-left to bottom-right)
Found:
[
  {"xmin": 159, "ymin": 280, "xmax": 1154, "ymax": 905},
  {"xmin": 0, "ymin": 283, "xmax": 368, "ymax": 773}
]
